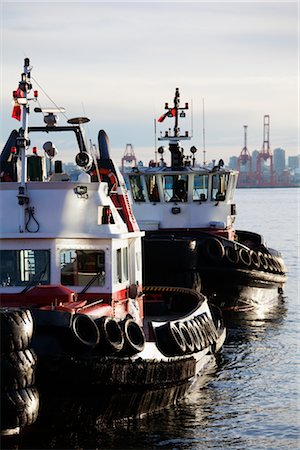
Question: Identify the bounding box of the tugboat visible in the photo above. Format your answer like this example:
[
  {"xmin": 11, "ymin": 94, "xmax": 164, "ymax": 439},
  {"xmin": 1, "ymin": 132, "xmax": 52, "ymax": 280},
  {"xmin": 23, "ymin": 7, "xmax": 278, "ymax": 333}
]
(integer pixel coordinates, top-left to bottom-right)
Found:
[
  {"xmin": 0, "ymin": 60, "xmax": 225, "ymax": 434},
  {"xmin": 124, "ymin": 88, "xmax": 287, "ymax": 312}
]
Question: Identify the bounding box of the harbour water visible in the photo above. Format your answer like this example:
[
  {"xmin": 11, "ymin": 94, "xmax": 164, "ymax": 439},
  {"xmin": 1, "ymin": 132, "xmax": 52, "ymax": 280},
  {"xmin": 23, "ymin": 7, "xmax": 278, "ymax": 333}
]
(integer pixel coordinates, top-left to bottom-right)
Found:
[{"xmin": 5, "ymin": 188, "xmax": 299, "ymax": 450}]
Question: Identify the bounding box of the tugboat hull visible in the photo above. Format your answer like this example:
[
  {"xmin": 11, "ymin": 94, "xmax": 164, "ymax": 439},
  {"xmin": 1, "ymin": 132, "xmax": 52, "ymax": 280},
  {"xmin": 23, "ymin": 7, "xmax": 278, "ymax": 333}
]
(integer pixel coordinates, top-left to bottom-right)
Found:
[{"xmin": 143, "ymin": 232, "xmax": 287, "ymax": 312}]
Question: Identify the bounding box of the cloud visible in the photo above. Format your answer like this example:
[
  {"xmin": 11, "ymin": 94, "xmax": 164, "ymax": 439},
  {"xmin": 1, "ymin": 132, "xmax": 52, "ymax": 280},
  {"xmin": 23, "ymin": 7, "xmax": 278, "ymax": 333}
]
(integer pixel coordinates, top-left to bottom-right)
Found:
[{"xmin": 1, "ymin": 2, "xmax": 298, "ymax": 163}]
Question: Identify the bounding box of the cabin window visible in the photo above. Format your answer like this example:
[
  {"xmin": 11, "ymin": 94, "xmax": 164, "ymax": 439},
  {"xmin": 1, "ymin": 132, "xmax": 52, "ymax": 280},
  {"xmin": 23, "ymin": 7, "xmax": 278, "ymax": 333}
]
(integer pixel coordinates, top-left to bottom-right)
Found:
[
  {"xmin": 114, "ymin": 247, "xmax": 129, "ymax": 284},
  {"xmin": 145, "ymin": 175, "xmax": 160, "ymax": 202},
  {"xmin": 0, "ymin": 249, "xmax": 50, "ymax": 286},
  {"xmin": 60, "ymin": 250, "xmax": 105, "ymax": 286},
  {"xmin": 211, "ymin": 174, "xmax": 229, "ymax": 201},
  {"xmin": 227, "ymin": 174, "xmax": 237, "ymax": 201},
  {"xmin": 128, "ymin": 175, "xmax": 145, "ymax": 202},
  {"xmin": 162, "ymin": 175, "xmax": 188, "ymax": 202},
  {"xmin": 193, "ymin": 175, "xmax": 208, "ymax": 201}
]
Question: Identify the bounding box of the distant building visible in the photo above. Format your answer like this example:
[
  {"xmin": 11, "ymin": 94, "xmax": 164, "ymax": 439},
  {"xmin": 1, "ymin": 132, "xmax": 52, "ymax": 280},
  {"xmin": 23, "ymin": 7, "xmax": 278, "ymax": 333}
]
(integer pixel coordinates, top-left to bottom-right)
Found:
[
  {"xmin": 252, "ymin": 150, "xmax": 259, "ymax": 173},
  {"xmin": 228, "ymin": 156, "xmax": 238, "ymax": 170},
  {"xmin": 288, "ymin": 155, "xmax": 300, "ymax": 170},
  {"xmin": 273, "ymin": 148, "xmax": 286, "ymax": 176}
]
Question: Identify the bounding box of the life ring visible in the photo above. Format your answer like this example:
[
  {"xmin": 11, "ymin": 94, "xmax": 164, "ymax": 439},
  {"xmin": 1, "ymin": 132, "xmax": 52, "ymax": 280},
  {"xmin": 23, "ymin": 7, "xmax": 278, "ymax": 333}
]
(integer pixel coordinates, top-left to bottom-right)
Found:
[
  {"xmin": 250, "ymin": 250, "xmax": 260, "ymax": 269},
  {"xmin": 203, "ymin": 238, "xmax": 225, "ymax": 263},
  {"xmin": 92, "ymin": 167, "xmax": 118, "ymax": 191},
  {"xmin": 71, "ymin": 314, "xmax": 100, "ymax": 348},
  {"xmin": 186, "ymin": 320, "xmax": 201, "ymax": 352},
  {"xmin": 0, "ymin": 308, "xmax": 34, "ymax": 353},
  {"xmin": 225, "ymin": 246, "xmax": 239, "ymax": 265},
  {"xmin": 1, "ymin": 349, "xmax": 37, "ymax": 391},
  {"xmin": 239, "ymin": 248, "xmax": 251, "ymax": 267},
  {"xmin": 121, "ymin": 318, "xmax": 145, "ymax": 356},
  {"xmin": 95, "ymin": 316, "xmax": 124, "ymax": 354},
  {"xmin": 177, "ymin": 322, "xmax": 195, "ymax": 354}
]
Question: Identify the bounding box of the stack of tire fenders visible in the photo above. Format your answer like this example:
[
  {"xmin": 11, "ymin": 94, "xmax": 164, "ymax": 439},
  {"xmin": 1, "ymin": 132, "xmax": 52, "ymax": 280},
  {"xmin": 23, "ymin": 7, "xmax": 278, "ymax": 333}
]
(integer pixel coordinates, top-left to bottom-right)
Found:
[{"xmin": 1, "ymin": 308, "xmax": 39, "ymax": 436}]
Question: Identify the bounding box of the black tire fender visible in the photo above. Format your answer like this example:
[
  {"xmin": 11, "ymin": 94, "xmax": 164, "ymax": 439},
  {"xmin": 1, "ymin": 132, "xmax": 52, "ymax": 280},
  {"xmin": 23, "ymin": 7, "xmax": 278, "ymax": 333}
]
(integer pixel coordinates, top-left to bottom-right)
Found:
[
  {"xmin": 239, "ymin": 248, "xmax": 251, "ymax": 267},
  {"xmin": 121, "ymin": 319, "xmax": 145, "ymax": 356},
  {"xmin": 1, "ymin": 387, "xmax": 39, "ymax": 430},
  {"xmin": 1, "ymin": 348, "xmax": 37, "ymax": 391},
  {"xmin": 1, "ymin": 308, "xmax": 34, "ymax": 352},
  {"xmin": 192, "ymin": 319, "xmax": 207, "ymax": 350},
  {"xmin": 187, "ymin": 320, "xmax": 201, "ymax": 352},
  {"xmin": 177, "ymin": 322, "xmax": 195, "ymax": 354},
  {"xmin": 95, "ymin": 317, "xmax": 124, "ymax": 354},
  {"xmin": 250, "ymin": 250, "xmax": 260, "ymax": 269},
  {"xmin": 203, "ymin": 238, "xmax": 225, "ymax": 263},
  {"xmin": 71, "ymin": 314, "xmax": 100, "ymax": 348},
  {"xmin": 225, "ymin": 246, "xmax": 239, "ymax": 265},
  {"xmin": 258, "ymin": 252, "xmax": 269, "ymax": 271}
]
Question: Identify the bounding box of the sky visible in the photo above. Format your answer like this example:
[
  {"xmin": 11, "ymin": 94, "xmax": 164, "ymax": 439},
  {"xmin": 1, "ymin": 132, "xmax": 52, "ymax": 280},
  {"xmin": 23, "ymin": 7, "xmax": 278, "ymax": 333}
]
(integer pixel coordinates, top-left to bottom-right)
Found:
[{"xmin": 0, "ymin": 1, "xmax": 298, "ymax": 167}]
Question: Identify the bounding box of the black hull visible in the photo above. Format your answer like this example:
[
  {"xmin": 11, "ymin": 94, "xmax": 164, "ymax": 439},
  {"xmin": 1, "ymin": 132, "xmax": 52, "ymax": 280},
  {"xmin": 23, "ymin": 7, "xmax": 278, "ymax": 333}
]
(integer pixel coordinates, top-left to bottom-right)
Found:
[{"xmin": 143, "ymin": 231, "xmax": 287, "ymax": 312}]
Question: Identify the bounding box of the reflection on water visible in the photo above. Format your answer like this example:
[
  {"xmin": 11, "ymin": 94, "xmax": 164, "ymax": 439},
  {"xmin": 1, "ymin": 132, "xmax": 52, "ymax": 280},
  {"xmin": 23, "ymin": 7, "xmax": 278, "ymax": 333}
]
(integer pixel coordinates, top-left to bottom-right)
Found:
[
  {"xmin": 4, "ymin": 297, "xmax": 298, "ymax": 450},
  {"xmin": 3, "ymin": 189, "xmax": 300, "ymax": 449}
]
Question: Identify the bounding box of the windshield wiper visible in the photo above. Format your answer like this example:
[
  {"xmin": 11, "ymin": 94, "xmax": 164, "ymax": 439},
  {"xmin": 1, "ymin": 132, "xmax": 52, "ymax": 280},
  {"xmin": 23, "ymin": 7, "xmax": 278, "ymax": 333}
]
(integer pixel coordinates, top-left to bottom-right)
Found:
[{"xmin": 80, "ymin": 271, "xmax": 104, "ymax": 294}]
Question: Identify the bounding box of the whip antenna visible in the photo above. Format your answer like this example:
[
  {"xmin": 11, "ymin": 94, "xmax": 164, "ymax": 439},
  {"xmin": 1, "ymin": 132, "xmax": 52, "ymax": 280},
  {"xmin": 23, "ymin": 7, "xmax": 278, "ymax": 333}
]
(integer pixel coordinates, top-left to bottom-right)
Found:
[{"xmin": 202, "ymin": 98, "xmax": 206, "ymax": 166}]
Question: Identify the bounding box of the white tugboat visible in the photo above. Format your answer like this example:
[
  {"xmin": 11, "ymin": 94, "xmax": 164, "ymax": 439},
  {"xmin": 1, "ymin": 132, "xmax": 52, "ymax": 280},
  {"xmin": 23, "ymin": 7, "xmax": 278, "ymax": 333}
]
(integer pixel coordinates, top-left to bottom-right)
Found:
[
  {"xmin": 0, "ymin": 60, "xmax": 226, "ymax": 435},
  {"xmin": 123, "ymin": 88, "xmax": 287, "ymax": 312}
]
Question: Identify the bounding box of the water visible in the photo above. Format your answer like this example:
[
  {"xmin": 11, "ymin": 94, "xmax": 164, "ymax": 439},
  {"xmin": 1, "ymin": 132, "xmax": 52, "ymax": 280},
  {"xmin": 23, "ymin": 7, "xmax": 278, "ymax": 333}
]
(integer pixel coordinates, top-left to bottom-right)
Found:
[{"xmin": 5, "ymin": 188, "xmax": 300, "ymax": 450}]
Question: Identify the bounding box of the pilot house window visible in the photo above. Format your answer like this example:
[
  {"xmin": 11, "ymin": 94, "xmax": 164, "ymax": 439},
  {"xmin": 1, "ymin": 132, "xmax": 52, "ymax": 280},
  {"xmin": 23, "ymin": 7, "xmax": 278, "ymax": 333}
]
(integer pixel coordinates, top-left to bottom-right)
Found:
[
  {"xmin": 129, "ymin": 175, "xmax": 145, "ymax": 202},
  {"xmin": 163, "ymin": 175, "xmax": 188, "ymax": 202},
  {"xmin": 0, "ymin": 249, "xmax": 50, "ymax": 286},
  {"xmin": 145, "ymin": 175, "xmax": 160, "ymax": 202},
  {"xmin": 193, "ymin": 175, "xmax": 208, "ymax": 201},
  {"xmin": 211, "ymin": 174, "xmax": 229, "ymax": 201},
  {"xmin": 60, "ymin": 250, "xmax": 105, "ymax": 286}
]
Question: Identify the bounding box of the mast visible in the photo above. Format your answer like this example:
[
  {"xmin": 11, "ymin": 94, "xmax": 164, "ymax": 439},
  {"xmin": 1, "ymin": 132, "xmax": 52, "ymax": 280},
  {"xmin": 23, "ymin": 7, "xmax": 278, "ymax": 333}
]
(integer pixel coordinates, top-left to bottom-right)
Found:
[
  {"xmin": 15, "ymin": 58, "xmax": 33, "ymax": 232},
  {"xmin": 202, "ymin": 98, "xmax": 206, "ymax": 166},
  {"xmin": 157, "ymin": 88, "xmax": 190, "ymax": 167}
]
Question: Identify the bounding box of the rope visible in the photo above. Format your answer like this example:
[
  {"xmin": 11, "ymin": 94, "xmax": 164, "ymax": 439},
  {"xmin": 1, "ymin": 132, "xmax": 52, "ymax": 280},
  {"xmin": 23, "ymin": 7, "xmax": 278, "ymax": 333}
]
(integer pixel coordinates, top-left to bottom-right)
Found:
[{"xmin": 31, "ymin": 75, "xmax": 69, "ymax": 121}]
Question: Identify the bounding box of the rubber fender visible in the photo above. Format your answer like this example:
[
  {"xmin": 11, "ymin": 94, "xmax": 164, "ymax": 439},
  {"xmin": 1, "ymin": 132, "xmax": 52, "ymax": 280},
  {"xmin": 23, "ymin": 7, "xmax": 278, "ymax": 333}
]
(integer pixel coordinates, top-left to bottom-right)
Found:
[
  {"xmin": 71, "ymin": 314, "xmax": 100, "ymax": 348},
  {"xmin": 250, "ymin": 250, "xmax": 260, "ymax": 269},
  {"xmin": 258, "ymin": 252, "xmax": 269, "ymax": 271},
  {"xmin": 1, "ymin": 348, "xmax": 37, "ymax": 391},
  {"xmin": 177, "ymin": 322, "xmax": 195, "ymax": 354},
  {"xmin": 268, "ymin": 255, "xmax": 278, "ymax": 272},
  {"xmin": 239, "ymin": 248, "xmax": 251, "ymax": 267},
  {"xmin": 191, "ymin": 318, "xmax": 207, "ymax": 350},
  {"xmin": 187, "ymin": 320, "xmax": 202, "ymax": 352},
  {"xmin": 209, "ymin": 304, "xmax": 224, "ymax": 331},
  {"xmin": 120, "ymin": 319, "xmax": 145, "ymax": 356},
  {"xmin": 203, "ymin": 238, "xmax": 225, "ymax": 263},
  {"xmin": 195, "ymin": 315, "xmax": 215, "ymax": 345},
  {"xmin": 95, "ymin": 317, "xmax": 124, "ymax": 354},
  {"xmin": 154, "ymin": 321, "xmax": 186, "ymax": 356},
  {"xmin": 225, "ymin": 246, "xmax": 239, "ymax": 265},
  {"xmin": 193, "ymin": 316, "xmax": 210, "ymax": 348},
  {"xmin": 0, "ymin": 308, "xmax": 34, "ymax": 352},
  {"xmin": 0, "ymin": 387, "xmax": 39, "ymax": 430}
]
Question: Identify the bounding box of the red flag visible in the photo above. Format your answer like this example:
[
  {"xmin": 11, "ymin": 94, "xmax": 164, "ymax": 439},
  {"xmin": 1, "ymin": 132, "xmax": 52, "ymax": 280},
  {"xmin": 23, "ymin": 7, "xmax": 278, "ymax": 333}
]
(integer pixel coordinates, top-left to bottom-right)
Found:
[
  {"xmin": 12, "ymin": 104, "xmax": 21, "ymax": 121},
  {"xmin": 157, "ymin": 108, "xmax": 176, "ymax": 123},
  {"xmin": 11, "ymin": 87, "xmax": 24, "ymax": 121}
]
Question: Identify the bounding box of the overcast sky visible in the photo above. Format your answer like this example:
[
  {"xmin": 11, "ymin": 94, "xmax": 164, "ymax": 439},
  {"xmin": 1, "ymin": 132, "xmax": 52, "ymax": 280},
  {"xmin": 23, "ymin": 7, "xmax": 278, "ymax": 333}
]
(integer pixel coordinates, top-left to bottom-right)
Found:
[{"xmin": 1, "ymin": 1, "xmax": 298, "ymax": 166}]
